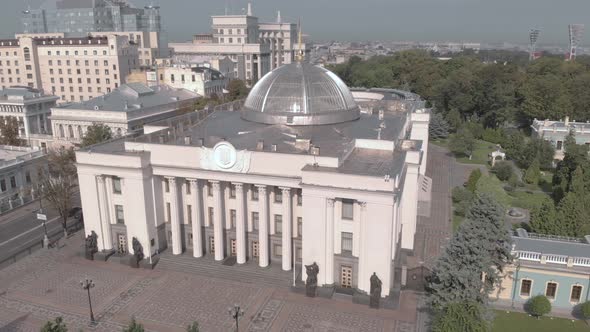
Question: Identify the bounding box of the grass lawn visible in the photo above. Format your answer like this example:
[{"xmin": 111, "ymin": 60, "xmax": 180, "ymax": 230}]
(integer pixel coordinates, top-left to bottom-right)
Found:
[
  {"xmin": 493, "ymin": 310, "xmax": 589, "ymax": 332},
  {"xmin": 455, "ymin": 139, "xmax": 498, "ymax": 165},
  {"xmin": 509, "ymin": 190, "xmax": 549, "ymax": 210}
]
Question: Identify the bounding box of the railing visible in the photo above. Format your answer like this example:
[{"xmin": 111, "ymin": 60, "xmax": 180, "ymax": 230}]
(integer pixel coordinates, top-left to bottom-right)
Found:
[
  {"xmin": 526, "ymin": 232, "xmax": 585, "ymax": 244},
  {"xmin": 545, "ymin": 254, "xmax": 568, "ymax": 265},
  {"xmin": 515, "ymin": 251, "xmax": 541, "ymax": 262},
  {"xmin": 573, "ymin": 257, "xmax": 590, "ymax": 267}
]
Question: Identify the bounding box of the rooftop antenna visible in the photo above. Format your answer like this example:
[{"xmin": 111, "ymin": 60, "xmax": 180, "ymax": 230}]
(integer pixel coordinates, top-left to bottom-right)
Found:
[
  {"xmin": 277, "ymin": 10, "xmax": 282, "ymax": 23},
  {"xmin": 295, "ymin": 18, "xmax": 304, "ymax": 62}
]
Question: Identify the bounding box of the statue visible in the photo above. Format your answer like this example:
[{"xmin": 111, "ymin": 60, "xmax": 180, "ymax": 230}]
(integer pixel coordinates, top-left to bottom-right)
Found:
[
  {"xmin": 84, "ymin": 231, "xmax": 98, "ymax": 260},
  {"xmin": 369, "ymin": 272, "xmax": 382, "ymax": 309},
  {"xmin": 130, "ymin": 237, "xmax": 144, "ymax": 268},
  {"xmin": 305, "ymin": 262, "xmax": 319, "ymax": 297}
]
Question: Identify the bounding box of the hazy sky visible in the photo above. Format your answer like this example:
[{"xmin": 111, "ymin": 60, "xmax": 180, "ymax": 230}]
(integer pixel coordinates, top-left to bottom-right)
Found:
[{"xmin": 3, "ymin": 0, "xmax": 589, "ymax": 45}]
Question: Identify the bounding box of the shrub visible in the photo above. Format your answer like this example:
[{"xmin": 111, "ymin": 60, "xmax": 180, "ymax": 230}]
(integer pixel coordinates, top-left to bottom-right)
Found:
[
  {"xmin": 123, "ymin": 318, "xmax": 144, "ymax": 332},
  {"xmin": 475, "ymin": 175, "xmax": 511, "ymax": 208},
  {"xmin": 581, "ymin": 301, "xmax": 590, "ymax": 320},
  {"xmin": 508, "ymin": 173, "xmax": 520, "ymax": 188},
  {"xmin": 527, "ymin": 295, "xmax": 551, "ymax": 318},
  {"xmin": 41, "ymin": 317, "xmax": 67, "ymax": 332},
  {"xmin": 524, "ymin": 159, "xmax": 541, "ymax": 184},
  {"xmin": 493, "ymin": 161, "xmax": 513, "ymax": 181},
  {"xmin": 465, "ymin": 169, "xmax": 482, "ymax": 192},
  {"xmin": 482, "ymin": 128, "xmax": 505, "ymax": 144},
  {"xmin": 452, "ymin": 187, "xmax": 474, "ymax": 216}
]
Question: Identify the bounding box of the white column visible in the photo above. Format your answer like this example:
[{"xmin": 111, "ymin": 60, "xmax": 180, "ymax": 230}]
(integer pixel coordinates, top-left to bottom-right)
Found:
[
  {"xmin": 235, "ymin": 183, "xmax": 246, "ymax": 264},
  {"xmin": 189, "ymin": 179, "xmax": 203, "ymax": 258},
  {"xmin": 22, "ymin": 116, "xmax": 30, "ymax": 139},
  {"xmin": 325, "ymin": 198, "xmax": 335, "ymax": 284},
  {"xmin": 257, "ymin": 185, "xmax": 269, "ymax": 267},
  {"xmin": 96, "ymin": 175, "xmax": 113, "ymax": 251},
  {"xmin": 167, "ymin": 176, "xmax": 182, "ymax": 255},
  {"xmin": 281, "ymin": 187, "xmax": 292, "ymax": 271},
  {"xmin": 36, "ymin": 115, "xmax": 42, "ymax": 134},
  {"xmin": 357, "ymin": 202, "xmax": 368, "ymax": 292},
  {"xmin": 211, "ymin": 180, "xmax": 224, "ymax": 261}
]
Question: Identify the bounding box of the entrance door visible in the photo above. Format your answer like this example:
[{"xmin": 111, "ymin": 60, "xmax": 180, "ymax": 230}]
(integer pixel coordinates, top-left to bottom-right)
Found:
[
  {"xmin": 230, "ymin": 239, "xmax": 237, "ymax": 256},
  {"xmin": 117, "ymin": 234, "xmax": 127, "ymax": 254},
  {"xmin": 209, "ymin": 236, "xmax": 215, "ymax": 254},
  {"xmin": 252, "ymin": 241, "xmax": 259, "ymax": 258},
  {"xmin": 341, "ymin": 265, "xmax": 353, "ymax": 288}
]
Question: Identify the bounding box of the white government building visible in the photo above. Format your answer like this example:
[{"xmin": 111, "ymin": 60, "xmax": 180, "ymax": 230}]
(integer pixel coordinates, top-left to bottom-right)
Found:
[{"xmin": 76, "ymin": 62, "xmax": 430, "ymax": 297}]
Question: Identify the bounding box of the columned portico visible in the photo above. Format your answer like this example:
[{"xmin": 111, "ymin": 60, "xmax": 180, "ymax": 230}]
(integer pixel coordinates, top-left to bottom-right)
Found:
[
  {"xmin": 211, "ymin": 180, "xmax": 224, "ymax": 261},
  {"xmin": 235, "ymin": 183, "xmax": 247, "ymax": 264},
  {"xmin": 167, "ymin": 176, "xmax": 182, "ymax": 255},
  {"xmin": 96, "ymin": 175, "xmax": 113, "ymax": 251},
  {"xmin": 281, "ymin": 187, "xmax": 292, "ymax": 271},
  {"xmin": 257, "ymin": 185, "xmax": 269, "ymax": 267},
  {"xmin": 189, "ymin": 179, "xmax": 203, "ymax": 258},
  {"xmin": 325, "ymin": 198, "xmax": 335, "ymax": 284}
]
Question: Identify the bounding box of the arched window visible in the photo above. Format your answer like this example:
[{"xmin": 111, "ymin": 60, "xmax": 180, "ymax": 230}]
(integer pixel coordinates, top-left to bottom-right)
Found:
[
  {"xmin": 68, "ymin": 125, "xmax": 74, "ymax": 138},
  {"xmin": 59, "ymin": 124, "xmax": 64, "ymax": 137},
  {"xmin": 23, "ymin": 47, "xmax": 31, "ymax": 61}
]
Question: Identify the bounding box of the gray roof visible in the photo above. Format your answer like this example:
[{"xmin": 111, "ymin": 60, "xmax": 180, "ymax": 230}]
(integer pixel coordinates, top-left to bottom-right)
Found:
[
  {"xmin": 513, "ymin": 236, "xmax": 590, "ymax": 259},
  {"xmin": 0, "ymin": 86, "xmax": 55, "ymax": 101},
  {"xmin": 59, "ymin": 84, "xmax": 199, "ymax": 112}
]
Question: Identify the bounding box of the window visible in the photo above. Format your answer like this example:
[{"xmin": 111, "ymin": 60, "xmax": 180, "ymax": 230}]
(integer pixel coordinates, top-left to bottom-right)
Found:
[
  {"xmin": 94, "ymin": 60, "xmax": 98, "ymax": 66},
  {"xmin": 186, "ymin": 205, "xmax": 192, "ymax": 223},
  {"xmin": 230, "ymin": 184, "xmax": 236, "ymax": 198},
  {"xmin": 274, "ymin": 215, "xmax": 282, "ymax": 234},
  {"xmin": 104, "ymin": 60, "xmax": 108, "ymax": 66},
  {"xmin": 252, "ymin": 212, "xmax": 259, "ymax": 230},
  {"xmin": 297, "ymin": 189, "xmax": 302, "ymax": 205},
  {"xmin": 164, "ymin": 178, "xmax": 170, "ymax": 192},
  {"xmin": 251, "ymin": 186, "xmax": 259, "ymax": 201},
  {"xmin": 556, "ymin": 141, "xmax": 563, "ymax": 150},
  {"xmin": 25, "ymin": 171, "xmax": 31, "ymax": 184},
  {"xmin": 0, "ymin": 179, "xmax": 6, "ymax": 192},
  {"xmin": 185, "ymin": 180, "xmax": 191, "ymax": 194},
  {"xmin": 342, "ymin": 232, "xmax": 353, "ymax": 253},
  {"xmin": 230, "ymin": 209, "xmax": 236, "ymax": 228},
  {"xmin": 166, "ymin": 202, "xmax": 171, "ymax": 222},
  {"xmin": 274, "ymin": 187, "xmax": 282, "ymax": 203},
  {"xmin": 170, "ymin": 74, "xmax": 175, "ymax": 83},
  {"xmin": 10, "ymin": 176, "xmax": 16, "ymax": 188},
  {"xmin": 545, "ymin": 282, "xmax": 557, "ymax": 299},
  {"xmin": 342, "ymin": 199, "xmax": 354, "ymax": 220},
  {"xmin": 115, "ymin": 205, "xmax": 124, "ymax": 224},
  {"xmin": 112, "ymin": 176, "xmax": 122, "ymax": 194},
  {"xmin": 519, "ymin": 279, "xmax": 532, "ymax": 296},
  {"xmin": 274, "ymin": 244, "xmax": 282, "ymax": 257},
  {"xmin": 571, "ymin": 285, "xmax": 583, "ymax": 303},
  {"xmin": 207, "ymin": 182, "xmax": 213, "ymax": 196},
  {"xmin": 297, "ymin": 217, "xmax": 302, "ymax": 237}
]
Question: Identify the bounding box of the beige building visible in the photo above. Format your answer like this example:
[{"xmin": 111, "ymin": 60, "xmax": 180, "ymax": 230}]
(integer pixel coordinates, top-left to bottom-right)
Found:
[
  {"xmin": 0, "ymin": 145, "xmax": 46, "ymax": 213},
  {"xmin": 0, "ymin": 34, "xmax": 139, "ymax": 103},
  {"xmin": 158, "ymin": 66, "xmax": 226, "ymax": 97},
  {"xmin": 90, "ymin": 31, "xmax": 171, "ymax": 68},
  {"xmin": 75, "ymin": 63, "xmax": 430, "ymax": 298}
]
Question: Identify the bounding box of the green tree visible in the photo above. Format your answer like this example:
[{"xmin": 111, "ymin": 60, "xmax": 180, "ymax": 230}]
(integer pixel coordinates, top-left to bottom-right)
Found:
[
  {"xmin": 429, "ymin": 112, "xmax": 450, "ymax": 140},
  {"xmin": 186, "ymin": 321, "xmax": 200, "ymax": 332},
  {"xmin": 41, "ymin": 317, "xmax": 68, "ymax": 332},
  {"xmin": 554, "ymin": 167, "xmax": 590, "ymax": 236},
  {"xmin": 0, "ymin": 116, "xmax": 22, "ymax": 146},
  {"xmin": 492, "ymin": 161, "xmax": 513, "ymax": 181},
  {"xmin": 524, "ymin": 158, "xmax": 541, "ymax": 184},
  {"xmin": 452, "ymin": 187, "xmax": 474, "ymax": 216},
  {"xmin": 466, "ymin": 169, "xmax": 482, "ymax": 192},
  {"xmin": 122, "ymin": 317, "xmax": 144, "ymax": 332},
  {"xmin": 81, "ymin": 123, "xmax": 113, "ymax": 147},
  {"xmin": 449, "ymin": 126, "xmax": 475, "ymax": 159},
  {"xmin": 529, "ymin": 198, "xmax": 559, "ymax": 235},
  {"xmin": 527, "ymin": 295, "xmax": 551, "ymax": 318},
  {"xmin": 580, "ymin": 301, "xmax": 590, "ymax": 320},
  {"xmin": 445, "ymin": 109, "xmax": 463, "ymax": 132},
  {"xmin": 227, "ymin": 79, "xmax": 249, "ymax": 101},
  {"xmin": 475, "ymin": 175, "xmax": 511, "ymax": 208},
  {"xmin": 431, "ymin": 301, "xmax": 489, "ymax": 332}
]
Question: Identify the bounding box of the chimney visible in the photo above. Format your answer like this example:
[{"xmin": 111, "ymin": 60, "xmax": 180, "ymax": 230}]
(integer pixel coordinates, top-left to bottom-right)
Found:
[
  {"xmin": 271, "ymin": 144, "xmax": 278, "ymax": 152},
  {"xmin": 277, "ymin": 10, "xmax": 281, "ymax": 23},
  {"xmin": 198, "ymin": 138, "xmax": 204, "ymax": 146},
  {"xmin": 311, "ymin": 146, "xmax": 320, "ymax": 155},
  {"xmin": 184, "ymin": 135, "xmax": 192, "ymax": 145},
  {"xmin": 565, "ymin": 116, "xmax": 570, "ymax": 126},
  {"xmin": 256, "ymin": 139, "xmax": 264, "ymax": 151},
  {"xmin": 247, "ymin": 3, "xmax": 252, "ymax": 16}
]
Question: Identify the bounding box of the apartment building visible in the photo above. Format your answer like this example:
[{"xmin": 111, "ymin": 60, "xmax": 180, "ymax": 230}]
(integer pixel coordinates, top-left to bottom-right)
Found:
[{"xmin": 0, "ymin": 34, "xmax": 139, "ymax": 103}]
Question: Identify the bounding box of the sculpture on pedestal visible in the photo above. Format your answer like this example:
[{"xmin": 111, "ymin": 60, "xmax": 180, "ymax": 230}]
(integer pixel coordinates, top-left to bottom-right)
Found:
[
  {"xmin": 370, "ymin": 272, "xmax": 382, "ymax": 309},
  {"xmin": 305, "ymin": 262, "xmax": 319, "ymax": 297},
  {"xmin": 130, "ymin": 237, "xmax": 144, "ymax": 268},
  {"xmin": 84, "ymin": 231, "xmax": 98, "ymax": 260}
]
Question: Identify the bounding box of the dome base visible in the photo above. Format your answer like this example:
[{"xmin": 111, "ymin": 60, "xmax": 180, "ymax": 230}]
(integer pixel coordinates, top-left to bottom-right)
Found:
[{"xmin": 241, "ymin": 109, "xmax": 360, "ymax": 126}]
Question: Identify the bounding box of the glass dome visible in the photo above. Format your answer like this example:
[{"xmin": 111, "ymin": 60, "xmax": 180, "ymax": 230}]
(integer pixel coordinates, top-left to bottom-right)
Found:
[{"xmin": 241, "ymin": 63, "xmax": 360, "ymax": 125}]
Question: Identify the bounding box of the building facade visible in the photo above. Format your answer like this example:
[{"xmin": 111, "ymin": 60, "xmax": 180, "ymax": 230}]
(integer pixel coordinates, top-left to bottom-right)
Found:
[
  {"xmin": 0, "ymin": 87, "xmax": 59, "ymax": 145},
  {"xmin": 0, "ymin": 145, "xmax": 46, "ymax": 213},
  {"xmin": 531, "ymin": 116, "xmax": 590, "ymax": 160},
  {"xmin": 51, "ymin": 83, "xmax": 199, "ymax": 145},
  {"xmin": 493, "ymin": 229, "xmax": 590, "ymax": 311},
  {"xmin": 22, "ymin": 0, "xmax": 161, "ymax": 36},
  {"xmin": 157, "ymin": 66, "xmax": 226, "ymax": 97},
  {"xmin": 75, "ymin": 63, "xmax": 430, "ymax": 298},
  {"xmin": 0, "ymin": 34, "xmax": 139, "ymax": 103}
]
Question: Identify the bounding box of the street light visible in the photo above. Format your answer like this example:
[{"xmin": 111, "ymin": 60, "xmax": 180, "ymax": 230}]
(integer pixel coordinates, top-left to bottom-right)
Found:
[
  {"xmin": 228, "ymin": 304, "xmax": 244, "ymax": 331},
  {"xmin": 37, "ymin": 184, "xmax": 49, "ymax": 248},
  {"xmin": 80, "ymin": 278, "xmax": 96, "ymax": 324}
]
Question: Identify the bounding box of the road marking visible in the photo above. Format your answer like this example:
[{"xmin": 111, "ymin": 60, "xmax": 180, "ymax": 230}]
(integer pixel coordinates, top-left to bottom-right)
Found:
[{"xmin": 0, "ymin": 216, "xmax": 60, "ymax": 247}]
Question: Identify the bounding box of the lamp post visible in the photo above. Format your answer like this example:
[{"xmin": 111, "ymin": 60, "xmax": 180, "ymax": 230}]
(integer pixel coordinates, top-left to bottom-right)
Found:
[
  {"xmin": 37, "ymin": 184, "xmax": 49, "ymax": 248},
  {"xmin": 80, "ymin": 278, "xmax": 96, "ymax": 323},
  {"xmin": 228, "ymin": 304, "xmax": 244, "ymax": 331},
  {"xmin": 511, "ymin": 260, "xmax": 521, "ymax": 308}
]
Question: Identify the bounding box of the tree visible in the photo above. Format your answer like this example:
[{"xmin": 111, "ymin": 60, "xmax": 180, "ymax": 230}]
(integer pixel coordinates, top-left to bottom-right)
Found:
[
  {"xmin": 466, "ymin": 169, "xmax": 482, "ymax": 192},
  {"xmin": 445, "ymin": 109, "xmax": 463, "ymax": 132},
  {"xmin": 492, "ymin": 161, "xmax": 513, "ymax": 181},
  {"xmin": 122, "ymin": 317, "xmax": 144, "ymax": 332},
  {"xmin": 227, "ymin": 79, "xmax": 249, "ymax": 101},
  {"xmin": 580, "ymin": 301, "xmax": 590, "ymax": 320},
  {"xmin": 524, "ymin": 159, "xmax": 541, "ymax": 184},
  {"xmin": 527, "ymin": 295, "xmax": 551, "ymax": 318},
  {"xmin": 40, "ymin": 148, "xmax": 77, "ymax": 236},
  {"xmin": 529, "ymin": 198, "xmax": 559, "ymax": 235},
  {"xmin": 186, "ymin": 321, "xmax": 200, "ymax": 332},
  {"xmin": 452, "ymin": 187, "xmax": 474, "ymax": 216},
  {"xmin": 475, "ymin": 175, "xmax": 511, "ymax": 208},
  {"xmin": 81, "ymin": 123, "xmax": 113, "ymax": 147},
  {"xmin": 41, "ymin": 317, "xmax": 68, "ymax": 332},
  {"xmin": 449, "ymin": 126, "xmax": 475, "ymax": 159},
  {"xmin": 431, "ymin": 301, "xmax": 489, "ymax": 332},
  {"xmin": 429, "ymin": 112, "xmax": 450, "ymax": 140},
  {"xmin": 0, "ymin": 116, "xmax": 22, "ymax": 146}
]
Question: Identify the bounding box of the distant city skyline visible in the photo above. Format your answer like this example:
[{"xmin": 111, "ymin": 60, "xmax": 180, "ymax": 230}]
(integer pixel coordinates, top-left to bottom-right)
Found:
[{"xmin": 3, "ymin": 0, "xmax": 589, "ymax": 46}]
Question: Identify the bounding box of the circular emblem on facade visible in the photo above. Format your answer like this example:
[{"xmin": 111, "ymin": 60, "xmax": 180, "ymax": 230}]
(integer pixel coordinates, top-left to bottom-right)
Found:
[{"xmin": 213, "ymin": 141, "xmax": 237, "ymax": 169}]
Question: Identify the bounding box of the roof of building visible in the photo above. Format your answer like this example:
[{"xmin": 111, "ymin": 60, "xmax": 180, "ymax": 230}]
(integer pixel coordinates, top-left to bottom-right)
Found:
[
  {"xmin": 58, "ymin": 84, "xmax": 199, "ymax": 112},
  {"xmin": 513, "ymin": 230, "xmax": 590, "ymax": 259},
  {"xmin": 0, "ymin": 146, "xmax": 44, "ymax": 168},
  {"xmin": 242, "ymin": 63, "xmax": 360, "ymax": 125},
  {"xmin": 0, "ymin": 86, "xmax": 56, "ymax": 102}
]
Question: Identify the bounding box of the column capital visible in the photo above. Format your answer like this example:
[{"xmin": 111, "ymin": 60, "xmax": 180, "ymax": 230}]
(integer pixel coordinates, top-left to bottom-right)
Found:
[
  {"xmin": 96, "ymin": 175, "xmax": 106, "ymax": 183},
  {"xmin": 210, "ymin": 180, "xmax": 220, "ymax": 189},
  {"xmin": 358, "ymin": 201, "xmax": 367, "ymax": 209},
  {"xmin": 280, "ymin": 187, "xmax": 291, "ymax": 194},
  {"xmin": 188, "ymin": 178, "xmax": 199, "ymax": 185},
  {"xmin": 326, "ymin": 198, "xmax": 335, "ymax": 207},
  {"xmin": 165, "ymin": 176, "xmax": 177, "ymax": 183},
  {"xmin": 234, "ymin": 182, "xmax": 244, "ymax": 191},
  {"xmin": 256, "ymin": 184, "xmax": 267, "ymax": 193}
]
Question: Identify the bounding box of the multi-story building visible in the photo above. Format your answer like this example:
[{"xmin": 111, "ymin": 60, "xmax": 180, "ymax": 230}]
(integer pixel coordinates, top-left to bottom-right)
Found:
[
  {"xmin": 75, "ymin": 63, "xmax": 431, "ymax": 299},
  {"xmin": 0, "ymin": 145, "xmax": 46, "ymax": 213},
  {"xmin": 0, "ymin": 34, "xmax": 139, "ymax": 103},
  {"xmin": 157, "ymin": 66, "xmax": 226, "ymax": 98},
  {"xmin": 0, "ymin": 87, "xmax": 59, "ymax": 146},
  {"xmin": 531, "ymin": 116, "xmax": 590, "ymax": 160},
  {"xmin": 90, "ymin": 31, "xmax": 171, "ymax": 67},
  {"xmin": 22, "ymin": 0, "xmax": 161, "ymax": 36},
  {"xmin": 493, "ymin": 229, "xmax": 590, "ymax": 312},
  {"xmin": 51, "ymin": 83, "xmax": 199, "ymax": 146}
]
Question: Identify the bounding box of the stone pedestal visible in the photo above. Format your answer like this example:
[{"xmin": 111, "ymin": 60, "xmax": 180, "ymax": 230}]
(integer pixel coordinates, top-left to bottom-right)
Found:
[
  {"xmin": 305, "ymin": 286, "xmax": 317, "ymax": 298},
  {"xmin": 317, "ymin": 285, "xmax": 335, "ymax": 299},
  {"xmin": 139, "ymin": 256, "xmax": 160, "ymax": 270},
  {"xmin": 129, "ymin": 256, "xmax": 141, "ymax": 268},
  {"xmin": 94, "ymin": 249, "xmax": 115, "ymax": 261}
]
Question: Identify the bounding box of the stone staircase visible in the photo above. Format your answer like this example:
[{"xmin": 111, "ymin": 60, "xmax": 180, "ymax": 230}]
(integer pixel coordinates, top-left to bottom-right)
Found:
[{"xmin": 156, "ymin": 251, "xmax": 296, "ymax": 288}]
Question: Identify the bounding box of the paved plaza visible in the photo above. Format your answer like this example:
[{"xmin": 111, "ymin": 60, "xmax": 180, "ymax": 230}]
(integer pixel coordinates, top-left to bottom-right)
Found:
[{"xmin": 0, "ymin": 234, "xmax": 419, "ymax": 332}]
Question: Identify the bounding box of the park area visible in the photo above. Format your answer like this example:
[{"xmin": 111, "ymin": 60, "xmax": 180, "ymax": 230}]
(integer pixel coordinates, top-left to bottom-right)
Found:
[{"xmin": 493, "ymin": 311, "xmax": 589, "ymax": 332}]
